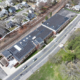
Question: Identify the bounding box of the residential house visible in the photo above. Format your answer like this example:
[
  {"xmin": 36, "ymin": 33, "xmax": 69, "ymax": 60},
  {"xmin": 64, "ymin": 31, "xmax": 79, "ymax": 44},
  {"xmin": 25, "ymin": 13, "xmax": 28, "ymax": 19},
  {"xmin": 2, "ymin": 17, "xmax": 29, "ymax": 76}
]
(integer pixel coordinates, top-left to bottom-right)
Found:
[
  {"xmin": 14, "ymin": 4, "xmax": 22, "ymax": 10},
  {"xmin": 72, "ymin": 5, "xmax": 80, "ymax": 11},
  {"xmin": 6, "ymin": 0, "xmax": 14, "ymax": 6},
  {"xmin": 0, "ymin": 2, "xmax": 7, "ymax": 9},
  {"xmin": 21, "ymin": 1, "xmax": 28, "ymax": 8},
  {"xmin": 0, "ymin": 27, "xmax": 8, "ymax": 39},
  {"xmin": 9, "ymin": 7, "xmax": 16, "ymax": 13},
  {"xmin": 0, "ymin": 9, "xmax": 8, "ymax": 18},
  {"xmin": 42, "ymin": 14, "xmax": 70, "ymax": 34},
  {"xmin": 6, "ymin": 21, "xmax": 15, "ymax": 29},
  {"xmin": 27, "ymin": 13, "xmax": 36, "ymax": 20}
]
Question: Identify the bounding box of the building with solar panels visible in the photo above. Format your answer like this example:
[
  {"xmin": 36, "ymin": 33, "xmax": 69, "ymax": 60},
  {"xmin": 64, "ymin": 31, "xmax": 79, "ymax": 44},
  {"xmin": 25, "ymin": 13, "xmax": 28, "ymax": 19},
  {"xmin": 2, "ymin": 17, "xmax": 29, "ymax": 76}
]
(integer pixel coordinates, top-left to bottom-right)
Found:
[
  {"xmin": 42, "ymin": 14, "xmax": 70, "ymax": 34},
  {"xmin": 2, "ymin": 25, "xmax": 53, "ymax": 67}
]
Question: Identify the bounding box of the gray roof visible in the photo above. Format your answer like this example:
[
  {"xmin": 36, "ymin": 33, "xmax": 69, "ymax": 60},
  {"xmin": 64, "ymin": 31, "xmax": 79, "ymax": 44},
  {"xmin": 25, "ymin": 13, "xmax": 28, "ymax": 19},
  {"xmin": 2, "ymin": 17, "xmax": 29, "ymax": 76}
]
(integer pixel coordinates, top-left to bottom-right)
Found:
[
  {"xmin": 28, "ymin": 25, "xmax": 52, "ymax": 40},
  {"xmin": 2, "ymin": 50, "xmax": 12, "ymax": 58},
  {"xmin": 2, "ymin": 25, "xmax": 52, "ymax": 62},
  {"xmin": 0, "ymin": 28, "xmax": 8, "ymax": 38},
  {"xmin": 43, "ymin": 14, "xmax": 69, "ymax": 31},
  {"xmin": 8, "ymin": 40, "xmax": 35, "ymax": 62}
]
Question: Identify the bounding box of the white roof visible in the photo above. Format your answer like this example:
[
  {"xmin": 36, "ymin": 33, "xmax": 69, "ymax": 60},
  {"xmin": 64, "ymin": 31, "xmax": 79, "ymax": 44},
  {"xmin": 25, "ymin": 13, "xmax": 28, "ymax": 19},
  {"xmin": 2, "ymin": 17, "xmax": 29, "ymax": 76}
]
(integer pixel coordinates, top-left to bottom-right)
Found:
[
  {"xmin": 73, "ymin": 5, "xmax": 80, "ymax": 10},
  {"xmin": 14, "ymin": 45, "xmax": 21, "ymax": 51}
]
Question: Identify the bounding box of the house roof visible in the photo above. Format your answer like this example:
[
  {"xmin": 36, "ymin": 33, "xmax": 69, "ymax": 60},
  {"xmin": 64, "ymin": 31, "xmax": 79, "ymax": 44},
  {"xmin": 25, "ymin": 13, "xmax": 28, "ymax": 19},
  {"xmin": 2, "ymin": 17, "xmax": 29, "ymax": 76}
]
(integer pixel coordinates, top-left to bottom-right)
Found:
[
  {"xmin": 0, "ymin": 57, "xmax": 9, "ymax": 66},
  {"xmin": 27, "ymin": 13, "xmax": 35, "ymax": 20},
  {"xmin": 43, "ymin": 14, "xmax": 69, "ymax": 32},
  {"xmin": 6, "ymin": 21, "xmax": 15, "ymax": 29},
  {"xmin": 9, "ymin": 7, "xmax": 16, "ymax": 12},
  {"xmin": 0, "ymin": 27, "xmax": 8, "ymax": 37}
]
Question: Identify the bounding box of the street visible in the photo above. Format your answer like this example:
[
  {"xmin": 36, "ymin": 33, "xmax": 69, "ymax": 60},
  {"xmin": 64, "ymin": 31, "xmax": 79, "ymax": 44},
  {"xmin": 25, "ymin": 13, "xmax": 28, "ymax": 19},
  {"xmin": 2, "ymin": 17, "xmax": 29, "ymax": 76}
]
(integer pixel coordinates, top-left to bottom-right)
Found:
[{"xmin": 5, "ymin": 14, "xmax": 80, "ymax": 80}]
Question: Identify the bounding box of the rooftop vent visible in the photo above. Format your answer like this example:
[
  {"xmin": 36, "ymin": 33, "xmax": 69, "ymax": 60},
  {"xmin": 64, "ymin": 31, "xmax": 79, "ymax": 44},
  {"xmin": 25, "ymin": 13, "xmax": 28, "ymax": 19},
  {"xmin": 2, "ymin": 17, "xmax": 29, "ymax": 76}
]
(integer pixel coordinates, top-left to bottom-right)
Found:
[
  {"xmin": 29, "ymin": 35, "xmax": 31, "ymax": 37},
  {"xmin": 26, "ymin": 37, "xmax": 28, "ymax": 39},
  {"xmin": 32, "ymin": 36, "xmax": 36, "ymax": 40},
  {"xmin": 23, "ymin": 39, "xmax": 25, "ymax": 42}
]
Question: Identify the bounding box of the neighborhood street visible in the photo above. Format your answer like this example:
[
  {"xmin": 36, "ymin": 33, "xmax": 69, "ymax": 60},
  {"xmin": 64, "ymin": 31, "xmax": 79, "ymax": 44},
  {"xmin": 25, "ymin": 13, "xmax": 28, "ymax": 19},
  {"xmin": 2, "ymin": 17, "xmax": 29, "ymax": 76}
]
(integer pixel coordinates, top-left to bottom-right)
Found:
[{"xmin": 5, "ymin": 14, "xmax": 80, "ymax": 80}]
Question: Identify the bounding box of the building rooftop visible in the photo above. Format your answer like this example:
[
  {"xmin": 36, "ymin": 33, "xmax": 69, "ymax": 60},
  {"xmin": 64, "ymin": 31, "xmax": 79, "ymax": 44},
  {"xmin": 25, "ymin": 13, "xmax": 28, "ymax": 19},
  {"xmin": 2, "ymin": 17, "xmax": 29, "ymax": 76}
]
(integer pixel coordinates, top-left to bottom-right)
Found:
[
  {"xmin": 8, "ymin": 40, "xmax": 35, "ymax": 62},
  {"xmin": 0, "ymin": 27, "xmax": 8, "ymax": 38},
  {"xmin": 2, "ymin": 25, "xmax": 53, "ymax": 62},
  {"xmin": 43, "ymin": 14, "xmax": 69, "ymax": 31}
]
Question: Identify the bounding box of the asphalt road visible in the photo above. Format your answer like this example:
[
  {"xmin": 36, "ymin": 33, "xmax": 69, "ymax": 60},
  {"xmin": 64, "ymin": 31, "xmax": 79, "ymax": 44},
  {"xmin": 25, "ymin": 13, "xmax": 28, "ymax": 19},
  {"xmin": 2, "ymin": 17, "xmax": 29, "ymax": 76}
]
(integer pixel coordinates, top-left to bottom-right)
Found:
[{"xmin": 5, "ymin": 14, "xmax": 80, "ymax": 80}]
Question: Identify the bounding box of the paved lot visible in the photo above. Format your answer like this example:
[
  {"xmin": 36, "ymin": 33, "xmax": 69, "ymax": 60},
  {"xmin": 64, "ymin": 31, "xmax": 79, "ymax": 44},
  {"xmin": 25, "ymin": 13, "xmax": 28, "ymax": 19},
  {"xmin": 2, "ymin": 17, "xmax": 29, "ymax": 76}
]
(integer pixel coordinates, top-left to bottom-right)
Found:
[
  {"xmin": 0, "ymin": 67, "xmax": 7, "ymax": 79},
  {"xmin": 58, "ymin": 8, "xmax": 77, "ymax": 18}
]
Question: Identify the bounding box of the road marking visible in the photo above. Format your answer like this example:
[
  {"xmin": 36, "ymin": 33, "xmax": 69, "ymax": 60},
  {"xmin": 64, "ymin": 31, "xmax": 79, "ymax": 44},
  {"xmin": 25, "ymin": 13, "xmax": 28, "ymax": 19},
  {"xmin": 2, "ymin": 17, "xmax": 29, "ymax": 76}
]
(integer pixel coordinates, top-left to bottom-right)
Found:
[{"xmin": 12, "ymin": 17, "xmax": 80, "ymax": 80}]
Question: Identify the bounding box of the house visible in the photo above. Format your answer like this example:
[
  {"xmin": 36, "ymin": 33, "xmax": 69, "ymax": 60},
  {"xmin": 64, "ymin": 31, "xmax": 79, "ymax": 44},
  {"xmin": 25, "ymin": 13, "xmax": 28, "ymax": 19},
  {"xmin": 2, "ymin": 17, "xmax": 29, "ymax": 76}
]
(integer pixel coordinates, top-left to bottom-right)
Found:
[
  {"xmin": 0, "ymin": 2, "xmax": 7, "ymax": 9},
  {"xmin": 0, "ymin": 57, "xmax": 9, "ymax": 67},
  {"xmin": 6, "ymin": 0, "xmax": 14, "ymax": 6},
  {"xmin": 0, "ymin": 9, "xmax": 8, "ymax": 18},
  {"xmin": 2, "ymin": 25, "xmax": 53, "ymax": 66},
  {"xmin": 27, "ymin": 13, "xmax": 36, "ymax": 20},
  {"xmin": 29, "ymin": 8, "xmax": 34, "ymax": 13},
  {"xmin": 42, "ymin": 14, "xmax": 69, "ymax": 34},
  {"xmin": 0, "ymin": 27, "xmax": 8, "ymax": 39},
  {"xmin": 9, "ymin": 7, "xmax": 16, "ymax": 13},
  {"xmin": 14, "ymin": 4, "xmax": 22, "ymax": 10},
  {"xmin": 72, "ymin": 5, "xmax": 80, "ymax": 11},
  {"xmin": 6, "ymin": 21, "xmax": 15, "ymax": 29},
  {"xmin": 21, "ymin": 1, "xmax": 28, "ymax": 8}
]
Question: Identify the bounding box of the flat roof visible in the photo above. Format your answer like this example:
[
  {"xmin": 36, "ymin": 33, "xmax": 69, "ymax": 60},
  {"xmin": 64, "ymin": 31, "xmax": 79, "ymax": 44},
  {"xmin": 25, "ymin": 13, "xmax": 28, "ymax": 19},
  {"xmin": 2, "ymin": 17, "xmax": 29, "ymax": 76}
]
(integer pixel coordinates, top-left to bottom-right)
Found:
[
  {"xmin": 28, "ymin": 25, "xmax": 52, "ymax": 40},
  {"xmin": 8, "ymin": 40, "xmax": 35, "ymax": 62},
  {"xmin": 2, "ymin": 25, "xmax": 53, "ymax": 62},
  {"xmin": 2, "ymin": 50, "xmax": 12, "ymax": 58},
  {"xmin": 43, "ymin": 14, "xmax": 69, "ymax": 31}
]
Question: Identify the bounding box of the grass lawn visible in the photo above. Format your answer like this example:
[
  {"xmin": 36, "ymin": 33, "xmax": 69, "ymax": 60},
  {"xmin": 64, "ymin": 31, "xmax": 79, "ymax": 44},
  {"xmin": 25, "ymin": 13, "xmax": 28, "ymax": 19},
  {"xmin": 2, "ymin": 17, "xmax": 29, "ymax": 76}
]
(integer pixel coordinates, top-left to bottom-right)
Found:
[
  {"xmin": 65, "ymin": 8, "xmax": 80, "ymax": 13},
  {"xmin": 26, "ymin": 48, "xmax": 71, "ymax": 80},
  {"xmin": 16, "ymin": 9, "xmax": 22, "ymax": 12},
  {"xmin": 0, "ymin": 0, "xmax": 2, "ymax": 2},
  {"xmin": 27, "ymin": 60, "xmax": 66, "ymax": 80},
  {"xmin": 8, "ymin": 26, "xmax": 17, "ymax": 31}
]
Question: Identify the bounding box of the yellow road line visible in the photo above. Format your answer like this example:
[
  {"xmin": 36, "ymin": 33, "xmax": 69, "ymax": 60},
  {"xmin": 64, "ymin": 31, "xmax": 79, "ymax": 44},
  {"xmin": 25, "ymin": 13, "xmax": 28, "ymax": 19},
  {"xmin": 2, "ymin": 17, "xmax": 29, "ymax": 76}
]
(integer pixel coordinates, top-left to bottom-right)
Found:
[{"xmin": 12, "ymin": 17, "xmax": 79, "ymax": 80}]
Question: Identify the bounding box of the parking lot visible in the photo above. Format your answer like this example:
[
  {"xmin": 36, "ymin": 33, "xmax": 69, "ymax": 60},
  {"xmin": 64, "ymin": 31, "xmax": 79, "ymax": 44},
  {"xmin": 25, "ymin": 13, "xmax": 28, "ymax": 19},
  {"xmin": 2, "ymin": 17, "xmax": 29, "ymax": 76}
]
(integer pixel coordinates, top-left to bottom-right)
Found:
[
  {"xmin": 0, "ymin": 67, "xmax": 7, "ymax": 79},
  {"xmin": 58, "ymin": 8, "xmax": 77, "ymax": 18}
]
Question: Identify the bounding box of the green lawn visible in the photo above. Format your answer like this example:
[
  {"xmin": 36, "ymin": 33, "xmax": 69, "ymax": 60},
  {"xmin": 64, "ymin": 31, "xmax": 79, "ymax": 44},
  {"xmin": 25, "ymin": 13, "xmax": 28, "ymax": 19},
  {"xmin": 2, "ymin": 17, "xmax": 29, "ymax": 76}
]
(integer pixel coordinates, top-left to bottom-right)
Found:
[
  {"xmin": 27, "ymin": 59, "xmax": 67, "ymax": 80},
  {"xmin": 65, "ymin": 8, "xmax": 80, "ymax": 13},
  {"xmin": 0, "ymin": 0, "xmax": 2, "ymax": 2},
  {"xmin": 8, "ymin": 26, "xmax": 17, "ymax": 31}
]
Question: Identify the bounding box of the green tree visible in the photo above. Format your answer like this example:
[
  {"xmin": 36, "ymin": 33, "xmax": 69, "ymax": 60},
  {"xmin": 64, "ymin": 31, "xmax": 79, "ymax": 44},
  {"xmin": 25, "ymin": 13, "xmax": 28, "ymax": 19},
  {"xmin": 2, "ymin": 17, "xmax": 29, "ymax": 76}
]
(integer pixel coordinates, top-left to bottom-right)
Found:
[
  {"xmin": 45, "ymin": 16, "xmax": 48, "ymax": 20},
  {"xmin": 50, "ymin": 12, "xmax": 52, "ymax": 17}
]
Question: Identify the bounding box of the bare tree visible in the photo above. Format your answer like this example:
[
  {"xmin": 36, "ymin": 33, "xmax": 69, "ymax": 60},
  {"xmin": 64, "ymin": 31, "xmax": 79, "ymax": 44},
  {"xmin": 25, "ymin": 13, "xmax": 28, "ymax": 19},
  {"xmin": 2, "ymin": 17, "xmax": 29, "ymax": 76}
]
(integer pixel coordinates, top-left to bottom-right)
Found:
[
  {"xmin": 47, "ymin": 0, "xmax": 52, "ymax": 6},
  {"xmin": 14, "ymin": 15, "xmax": 25, "ymax": 26},
  {"xmin": 38, "ymin": 1, "xmax": 45, "ymax": 10},
  {"xmin": 0, "ymin": 21, "xmax": 6, "ymax": 28}
]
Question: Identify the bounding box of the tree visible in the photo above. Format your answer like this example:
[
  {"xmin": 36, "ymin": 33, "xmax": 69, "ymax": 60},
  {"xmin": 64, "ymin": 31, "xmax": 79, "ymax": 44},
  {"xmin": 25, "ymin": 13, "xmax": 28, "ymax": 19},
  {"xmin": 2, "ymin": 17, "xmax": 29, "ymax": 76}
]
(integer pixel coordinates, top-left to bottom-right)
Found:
[
  {"xmin": 50, "ymin": 12, "xmax": 52, "ymax": 17},
  {"xmin": 38, "ymin": 1, "xmax": 45, "ymax": 10},
  {"xmin": 0, "ymin": 21, "xmax": 6, "ymax": 28},
  {"xmin": 47, "ymin": 0, "xmax": 52, "ymax": 6},
  {"xmin": 14, "ymin": 15, "xmax": 25, "ymax": 26},
  {"xmin": 45, "ymin": 16, "xmax": 48, "ymax": 20}
]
